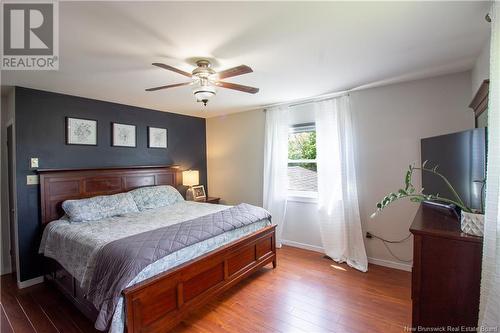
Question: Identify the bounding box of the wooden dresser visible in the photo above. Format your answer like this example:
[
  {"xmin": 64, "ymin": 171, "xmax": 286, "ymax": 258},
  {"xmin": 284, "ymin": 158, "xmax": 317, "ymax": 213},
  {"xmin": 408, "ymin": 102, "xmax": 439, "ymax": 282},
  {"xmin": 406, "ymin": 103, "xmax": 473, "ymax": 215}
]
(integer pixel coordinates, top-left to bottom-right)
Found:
[{"xmin": 410, "ymin": 205, "xmax": 483, "ymax": 330}]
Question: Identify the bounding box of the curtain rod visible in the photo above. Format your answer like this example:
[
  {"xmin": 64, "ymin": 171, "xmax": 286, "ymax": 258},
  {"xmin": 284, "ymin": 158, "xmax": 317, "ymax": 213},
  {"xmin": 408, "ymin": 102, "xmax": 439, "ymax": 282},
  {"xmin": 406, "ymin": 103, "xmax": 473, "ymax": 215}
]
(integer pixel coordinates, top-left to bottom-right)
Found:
[
  {"xmin": 262, "ymin": 88, "xmax": 352, "ymax": 112},
  {"xmin": 288, "ymin": 91, "xmax": 351, "ymax": 108},
  {"xmin": 261, "ymin": 70, "xmax": 395, "ymax": 111}
]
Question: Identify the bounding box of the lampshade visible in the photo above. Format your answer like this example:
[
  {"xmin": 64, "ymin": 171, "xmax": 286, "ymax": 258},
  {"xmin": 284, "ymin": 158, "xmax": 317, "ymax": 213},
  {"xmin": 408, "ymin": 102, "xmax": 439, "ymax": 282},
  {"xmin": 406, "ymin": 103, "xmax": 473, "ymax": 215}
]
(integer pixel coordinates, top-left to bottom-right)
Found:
[
  {"xmin": 182, "ymin": 170, "xmax": 199, "ymax": 187},
  {"xmin": 193, "ymin": 84, "xmax": 216, "ymax": 106},
  {"xmin": 194, "ymin": 89, "xmax": 215, "ymax": 100}
]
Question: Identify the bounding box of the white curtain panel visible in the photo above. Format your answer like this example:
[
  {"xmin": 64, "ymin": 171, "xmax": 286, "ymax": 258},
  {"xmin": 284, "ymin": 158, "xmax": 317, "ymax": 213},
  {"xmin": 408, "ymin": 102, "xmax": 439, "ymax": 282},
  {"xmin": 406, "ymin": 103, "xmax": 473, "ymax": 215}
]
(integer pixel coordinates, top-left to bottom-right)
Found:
[
  {"xmin": 263, "ymin": 106, "xmax": 289, "ymax": 246},
  {"xmin": 479, "ymin": 2, "xmax": 500, "ymax": 327},
  {"xmin": 315, "ymin": 96, "xmax": 368, "ymax": 272}
]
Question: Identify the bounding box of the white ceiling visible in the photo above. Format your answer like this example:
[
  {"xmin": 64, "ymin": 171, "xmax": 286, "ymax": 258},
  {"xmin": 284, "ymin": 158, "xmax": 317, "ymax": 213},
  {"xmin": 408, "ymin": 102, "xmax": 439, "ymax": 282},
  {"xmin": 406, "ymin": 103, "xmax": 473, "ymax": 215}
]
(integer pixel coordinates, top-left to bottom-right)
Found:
[{"xmin": 1, "ymin": 1, "xmax": 491, "ymax": 118}]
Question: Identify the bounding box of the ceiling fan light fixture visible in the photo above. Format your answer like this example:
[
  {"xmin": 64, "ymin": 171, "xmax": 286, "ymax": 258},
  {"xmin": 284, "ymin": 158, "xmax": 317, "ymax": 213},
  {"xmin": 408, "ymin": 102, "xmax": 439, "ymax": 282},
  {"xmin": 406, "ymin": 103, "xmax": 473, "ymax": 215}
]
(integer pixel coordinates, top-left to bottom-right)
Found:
[
  {"xmin": 193, "ymin": 85, "xmax": 216, "ymax": 106},
  {"xmin": 146, "ymin": 59, "xmax": 259, "ymax": 107}
]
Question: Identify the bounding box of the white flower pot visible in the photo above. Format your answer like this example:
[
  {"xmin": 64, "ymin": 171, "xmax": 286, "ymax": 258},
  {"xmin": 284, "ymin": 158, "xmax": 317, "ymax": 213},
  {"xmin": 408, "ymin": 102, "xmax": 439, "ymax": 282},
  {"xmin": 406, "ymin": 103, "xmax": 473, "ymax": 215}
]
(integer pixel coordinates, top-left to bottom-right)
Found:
[{"xmin": 460, "ymin": 211, "xmax": 485, "ymax": 237}]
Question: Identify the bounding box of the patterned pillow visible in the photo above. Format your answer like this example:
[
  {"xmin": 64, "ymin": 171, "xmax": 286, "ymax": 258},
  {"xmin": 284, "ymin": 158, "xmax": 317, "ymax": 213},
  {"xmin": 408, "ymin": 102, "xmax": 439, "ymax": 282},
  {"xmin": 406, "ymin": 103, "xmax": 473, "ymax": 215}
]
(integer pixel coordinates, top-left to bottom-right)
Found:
[
  {"xmin": 129, "ymin": 185, "xmax": 184, "ymax": 211},
  {"xmin": 62, "ymin": 192, "xmax": 139, "ymax": 222}
]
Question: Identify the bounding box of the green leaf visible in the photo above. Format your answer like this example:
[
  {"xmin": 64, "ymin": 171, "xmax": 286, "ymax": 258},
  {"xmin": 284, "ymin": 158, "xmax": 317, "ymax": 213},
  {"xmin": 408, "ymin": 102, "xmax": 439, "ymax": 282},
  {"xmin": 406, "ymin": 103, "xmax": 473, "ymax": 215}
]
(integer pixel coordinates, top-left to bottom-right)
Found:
[
  {"xmin": 405, "ymin": 170, "xmax": 412, "ymax": 191},
  {"xmin": 372, "ymin": 159, "xmax": 474, "ymax": 217}
]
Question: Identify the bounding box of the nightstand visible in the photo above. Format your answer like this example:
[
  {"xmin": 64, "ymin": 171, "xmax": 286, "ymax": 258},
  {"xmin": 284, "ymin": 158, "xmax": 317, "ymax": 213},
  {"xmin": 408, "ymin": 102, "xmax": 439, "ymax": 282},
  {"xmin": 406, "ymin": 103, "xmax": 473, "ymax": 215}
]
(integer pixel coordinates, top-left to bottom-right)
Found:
[{"xmin": 204, "ymin": 197, "xmax": 220, "ymax": 204}]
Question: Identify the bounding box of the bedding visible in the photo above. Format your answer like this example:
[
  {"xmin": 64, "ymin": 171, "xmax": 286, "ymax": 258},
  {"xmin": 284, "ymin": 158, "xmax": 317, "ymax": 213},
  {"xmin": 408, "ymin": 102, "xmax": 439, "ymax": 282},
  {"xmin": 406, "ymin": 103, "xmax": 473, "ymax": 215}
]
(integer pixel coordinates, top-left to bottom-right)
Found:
[
  {"xmin": 62, "ymin": 192, "xmax": 139, "ymax": 222},
  {"xmin": 39, "ymin": 200, "xmax": 271, "ymax": 332},
  {"xmin": 128, "ymin": 185, "xmax": 183, "ymax": 211},
  {"xmin": 89, "ymin": 203, "xmax": 270, "ymax": 330}
]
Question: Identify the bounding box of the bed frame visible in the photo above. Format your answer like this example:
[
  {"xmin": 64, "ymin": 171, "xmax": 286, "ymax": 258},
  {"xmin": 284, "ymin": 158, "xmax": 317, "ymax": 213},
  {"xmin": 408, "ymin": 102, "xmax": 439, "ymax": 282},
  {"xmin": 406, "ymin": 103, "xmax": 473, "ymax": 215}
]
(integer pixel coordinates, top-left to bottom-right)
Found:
[{"xmin": 38, "ymin": 166, "xmax": 277, "ymax": 333}]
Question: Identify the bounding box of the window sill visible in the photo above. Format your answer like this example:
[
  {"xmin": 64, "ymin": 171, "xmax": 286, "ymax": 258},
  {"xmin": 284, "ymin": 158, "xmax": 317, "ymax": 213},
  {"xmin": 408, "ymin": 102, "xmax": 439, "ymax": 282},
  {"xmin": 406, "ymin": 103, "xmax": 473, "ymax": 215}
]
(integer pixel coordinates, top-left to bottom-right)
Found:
[{"xmin": 287, "ymin": 191, "xmax": 318, "ymax": 203}]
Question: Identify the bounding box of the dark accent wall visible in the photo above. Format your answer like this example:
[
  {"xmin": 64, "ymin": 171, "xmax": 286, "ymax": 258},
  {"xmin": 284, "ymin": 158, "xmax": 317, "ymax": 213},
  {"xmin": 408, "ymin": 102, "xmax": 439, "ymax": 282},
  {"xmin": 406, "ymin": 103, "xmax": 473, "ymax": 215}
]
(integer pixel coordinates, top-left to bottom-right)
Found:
[{"xmin": 14, "ymin": 87, "xmax": 207, "ymax": 281}]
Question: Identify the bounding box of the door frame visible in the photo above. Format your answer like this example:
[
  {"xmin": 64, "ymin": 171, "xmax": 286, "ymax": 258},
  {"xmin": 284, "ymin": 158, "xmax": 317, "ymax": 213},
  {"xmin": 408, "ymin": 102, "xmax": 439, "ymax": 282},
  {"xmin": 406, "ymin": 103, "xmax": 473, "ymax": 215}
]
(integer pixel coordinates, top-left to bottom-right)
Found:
[{"xmin": 5, "ymin": 119, "xmax": 19, "ymax": 281}]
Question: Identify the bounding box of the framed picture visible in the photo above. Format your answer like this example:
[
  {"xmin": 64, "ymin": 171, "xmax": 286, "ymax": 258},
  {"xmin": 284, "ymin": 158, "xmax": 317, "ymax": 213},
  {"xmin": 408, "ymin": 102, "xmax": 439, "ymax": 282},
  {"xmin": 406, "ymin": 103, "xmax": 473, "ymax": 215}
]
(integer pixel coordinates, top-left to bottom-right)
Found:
[
  {"xmin": 66, "ymin": 117, "xmax": 97, "ymax": 145},
  {"xmin": 148, "ymin": 127, "xmax": 167, "ymax": 148},
  {"xmin": 112, "ymin": 123, "xmax": 136, "ymax": 147},
  {"xmin": 192, "ymin": 185, "xmax": 206, "ymax": 201}
]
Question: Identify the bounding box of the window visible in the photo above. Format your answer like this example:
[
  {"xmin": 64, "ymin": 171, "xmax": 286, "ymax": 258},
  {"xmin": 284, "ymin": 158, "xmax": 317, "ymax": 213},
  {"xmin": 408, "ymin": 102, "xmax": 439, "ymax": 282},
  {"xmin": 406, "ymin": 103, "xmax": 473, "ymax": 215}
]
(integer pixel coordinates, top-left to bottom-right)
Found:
[{"xmin": 288, "ymin": 123, "xmax": 317, "ymax": 196}]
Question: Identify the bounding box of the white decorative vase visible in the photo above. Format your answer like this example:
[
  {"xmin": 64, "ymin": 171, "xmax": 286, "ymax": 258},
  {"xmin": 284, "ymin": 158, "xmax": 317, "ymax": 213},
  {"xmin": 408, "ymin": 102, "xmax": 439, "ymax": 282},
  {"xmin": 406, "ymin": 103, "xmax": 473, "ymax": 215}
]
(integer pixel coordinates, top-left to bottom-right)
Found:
[{"xmin": 460, "ymin": 211, "xmax": 485, "ymax": 237}]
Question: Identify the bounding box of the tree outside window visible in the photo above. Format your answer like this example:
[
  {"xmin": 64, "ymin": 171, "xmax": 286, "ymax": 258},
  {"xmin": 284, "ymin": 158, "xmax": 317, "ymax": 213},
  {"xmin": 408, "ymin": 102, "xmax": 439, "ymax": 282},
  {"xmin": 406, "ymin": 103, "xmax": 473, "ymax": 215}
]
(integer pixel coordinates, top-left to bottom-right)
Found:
[{"xmin": 288, "ymin": 124, "xmax": 317, "ymax": 193}]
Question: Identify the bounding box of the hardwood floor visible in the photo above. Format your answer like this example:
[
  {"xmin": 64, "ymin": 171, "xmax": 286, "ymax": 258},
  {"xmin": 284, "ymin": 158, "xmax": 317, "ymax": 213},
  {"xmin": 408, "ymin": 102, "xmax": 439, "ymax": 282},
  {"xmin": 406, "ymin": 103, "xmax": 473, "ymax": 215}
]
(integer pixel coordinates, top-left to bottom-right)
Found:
[{"xmin": 1, "ymin": 246, "xmax": 411, "ymax": 333}]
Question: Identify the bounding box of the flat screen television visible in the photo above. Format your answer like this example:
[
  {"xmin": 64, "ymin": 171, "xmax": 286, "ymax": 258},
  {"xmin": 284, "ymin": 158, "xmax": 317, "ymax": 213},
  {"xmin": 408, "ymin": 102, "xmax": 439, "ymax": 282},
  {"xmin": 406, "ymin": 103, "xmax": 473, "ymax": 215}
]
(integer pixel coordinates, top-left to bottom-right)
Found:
[{"xmin": 420, "ymin": 128, "xmax": 486, "ymax": 212}]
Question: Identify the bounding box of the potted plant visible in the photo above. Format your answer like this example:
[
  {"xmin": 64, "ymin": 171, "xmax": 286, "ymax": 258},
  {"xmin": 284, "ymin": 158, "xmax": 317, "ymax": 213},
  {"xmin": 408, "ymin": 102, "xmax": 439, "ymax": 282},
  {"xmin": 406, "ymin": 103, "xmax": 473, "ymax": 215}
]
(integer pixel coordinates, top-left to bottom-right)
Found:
[{"xmin": 371, "ymin": 161, "xmax": 485, "ymax": 237}]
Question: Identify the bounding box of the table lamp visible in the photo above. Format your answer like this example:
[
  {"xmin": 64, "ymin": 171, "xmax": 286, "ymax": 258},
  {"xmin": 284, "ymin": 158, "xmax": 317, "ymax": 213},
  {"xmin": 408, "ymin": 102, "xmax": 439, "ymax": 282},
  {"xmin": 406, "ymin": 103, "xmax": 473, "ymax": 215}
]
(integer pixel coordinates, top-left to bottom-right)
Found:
[{"xmin": 183, "ymin": 170, "xmax": 199, "ymax": 201}]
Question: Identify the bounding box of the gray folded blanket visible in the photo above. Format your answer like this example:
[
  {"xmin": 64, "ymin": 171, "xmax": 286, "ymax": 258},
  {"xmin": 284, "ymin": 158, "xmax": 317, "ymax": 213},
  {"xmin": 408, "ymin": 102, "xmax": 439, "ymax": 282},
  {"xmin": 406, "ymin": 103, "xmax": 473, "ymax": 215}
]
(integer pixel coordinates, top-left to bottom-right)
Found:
[{"xmin": 86, "ymin": 203, "xmax": 271, "ymax": 330}]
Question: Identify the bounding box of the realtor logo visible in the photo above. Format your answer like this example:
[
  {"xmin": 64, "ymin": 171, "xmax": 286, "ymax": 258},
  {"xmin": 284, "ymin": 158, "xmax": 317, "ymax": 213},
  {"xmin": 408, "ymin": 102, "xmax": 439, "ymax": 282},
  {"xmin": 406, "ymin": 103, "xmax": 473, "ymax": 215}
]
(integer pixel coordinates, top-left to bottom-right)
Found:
[{"xmin": 2, "ymin": 1, "xmax": 59, "ymax": 70}]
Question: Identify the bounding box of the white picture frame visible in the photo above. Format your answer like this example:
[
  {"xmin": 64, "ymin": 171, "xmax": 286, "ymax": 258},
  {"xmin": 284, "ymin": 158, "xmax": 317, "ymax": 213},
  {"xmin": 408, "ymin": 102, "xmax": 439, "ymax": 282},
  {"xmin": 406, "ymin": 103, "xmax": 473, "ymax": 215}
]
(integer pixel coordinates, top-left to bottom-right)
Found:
[
  {"xmin": 192, "ymin": 185, "xmax": 206, "ymax": 201},
  {"xmin": 148, "ymin": 126, "xmax": 167, "ymax": 148},
  {"xmin": 66, "ymin": 117, "xmax": 97, "ymax": 146},
  {"xmin": 112, "ymin": 123, "xmax": 136, "ymax": 147}
]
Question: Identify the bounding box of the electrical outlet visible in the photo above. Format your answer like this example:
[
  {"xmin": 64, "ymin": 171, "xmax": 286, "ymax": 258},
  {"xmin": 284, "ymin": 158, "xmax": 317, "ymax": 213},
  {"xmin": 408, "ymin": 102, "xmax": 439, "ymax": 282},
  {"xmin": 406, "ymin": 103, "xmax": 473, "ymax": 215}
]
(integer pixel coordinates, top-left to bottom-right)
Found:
[
  {"xmin": 30, "ymin": 157, "xmax": 39, "ymax": 168},
  {"xmin": 26, "ymin": 175, "xmax": 39, "ymax": 185}
]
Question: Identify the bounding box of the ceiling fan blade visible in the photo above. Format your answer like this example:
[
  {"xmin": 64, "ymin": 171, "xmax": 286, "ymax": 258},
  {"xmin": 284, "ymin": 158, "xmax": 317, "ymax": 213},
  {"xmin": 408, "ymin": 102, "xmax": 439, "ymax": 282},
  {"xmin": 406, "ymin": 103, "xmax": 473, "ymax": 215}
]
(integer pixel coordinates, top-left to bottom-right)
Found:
[
  {"xmin": 217, "ymin": 65, "xmax": 253, "ymax": 79},
  {"xmin": 145, "ymin": 82, "xmax": 191, "ymax": 92},
  {"xmin": 217, "ymin": 81, "xmax": 259, "ymax": 94},
  {"xmin": 152, "ymin": 63, "xmax": 192, "ymax": 78}
]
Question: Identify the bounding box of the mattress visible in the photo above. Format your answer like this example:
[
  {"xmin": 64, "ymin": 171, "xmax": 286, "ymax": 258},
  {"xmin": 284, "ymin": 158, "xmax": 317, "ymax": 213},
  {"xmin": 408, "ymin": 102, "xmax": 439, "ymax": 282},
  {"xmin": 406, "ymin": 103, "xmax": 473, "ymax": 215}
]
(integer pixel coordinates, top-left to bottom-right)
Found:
[{"xmin": 39, "ymin": 200, "xmax": 270, "ymax": 332}]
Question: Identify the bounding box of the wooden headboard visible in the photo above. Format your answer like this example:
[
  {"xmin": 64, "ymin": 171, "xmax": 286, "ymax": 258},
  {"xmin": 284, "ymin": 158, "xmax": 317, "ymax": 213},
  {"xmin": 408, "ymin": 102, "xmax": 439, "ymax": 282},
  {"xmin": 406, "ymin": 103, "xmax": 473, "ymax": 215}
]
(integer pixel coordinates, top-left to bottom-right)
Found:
[{"xmin": 38, "ymin": 165, "xmax": 181, "ymax": 225}]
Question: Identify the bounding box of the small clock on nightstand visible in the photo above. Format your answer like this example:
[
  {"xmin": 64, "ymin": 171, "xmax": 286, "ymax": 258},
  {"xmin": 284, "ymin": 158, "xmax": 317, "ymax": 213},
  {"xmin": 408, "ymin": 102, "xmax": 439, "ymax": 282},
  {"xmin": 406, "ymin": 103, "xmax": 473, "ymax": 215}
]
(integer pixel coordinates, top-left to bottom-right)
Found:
[{"xmin": 204, "ymin": 197, "xmax": 220, "ymax": 204}]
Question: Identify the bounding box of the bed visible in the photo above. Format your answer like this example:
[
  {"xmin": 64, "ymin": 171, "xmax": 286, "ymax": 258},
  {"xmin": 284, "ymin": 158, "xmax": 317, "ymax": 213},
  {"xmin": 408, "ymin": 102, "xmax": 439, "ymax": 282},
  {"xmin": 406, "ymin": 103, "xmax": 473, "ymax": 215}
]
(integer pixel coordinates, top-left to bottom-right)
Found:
[{"xmin": 38, "ymin": 166, "xmax": 276, "ymax": 333}]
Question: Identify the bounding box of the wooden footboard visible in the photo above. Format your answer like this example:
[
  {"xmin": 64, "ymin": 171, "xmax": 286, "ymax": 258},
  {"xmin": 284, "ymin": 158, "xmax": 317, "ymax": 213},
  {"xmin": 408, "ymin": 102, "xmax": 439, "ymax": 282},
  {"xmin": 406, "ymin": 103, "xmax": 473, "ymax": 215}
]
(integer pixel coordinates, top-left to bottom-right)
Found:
[{"xmin": 122, "ymin": 225, "xmax": 276, "ymax": 333}]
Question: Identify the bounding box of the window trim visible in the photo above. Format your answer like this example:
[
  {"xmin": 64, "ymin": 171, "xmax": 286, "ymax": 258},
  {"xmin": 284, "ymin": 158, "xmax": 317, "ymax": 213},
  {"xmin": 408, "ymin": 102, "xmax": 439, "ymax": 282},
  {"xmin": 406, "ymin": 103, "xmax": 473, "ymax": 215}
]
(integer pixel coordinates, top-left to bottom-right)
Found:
[
  {"xmin": 287, "ymin": 190, "xmax": 318, "ymax": 203},
  {"xmin": 288, "ymin": 159, "xmax": 316, "ymax": 164},
  {"xmin": 289, "ymin": 123, "xmax": 315, "ymax": 134}
]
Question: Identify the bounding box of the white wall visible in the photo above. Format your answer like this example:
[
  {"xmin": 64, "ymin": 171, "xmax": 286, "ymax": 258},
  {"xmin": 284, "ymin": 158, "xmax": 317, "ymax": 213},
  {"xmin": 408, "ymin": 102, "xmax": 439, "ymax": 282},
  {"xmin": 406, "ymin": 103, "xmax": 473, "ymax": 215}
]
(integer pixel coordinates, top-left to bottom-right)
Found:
[
  {"xmin": 472, "ymin": 36, "xmax": 490, "ymax": 96},
  {"xmin": 207, "ymin": 110, "xmax": 265, "ymax": 206},
  {"xmin": 352, "ymin": 71, "xmax": 473, "ymax": 268},
  {"xmin": 207, "ymin": 71, "xmax": 474, "ymax": 270}
]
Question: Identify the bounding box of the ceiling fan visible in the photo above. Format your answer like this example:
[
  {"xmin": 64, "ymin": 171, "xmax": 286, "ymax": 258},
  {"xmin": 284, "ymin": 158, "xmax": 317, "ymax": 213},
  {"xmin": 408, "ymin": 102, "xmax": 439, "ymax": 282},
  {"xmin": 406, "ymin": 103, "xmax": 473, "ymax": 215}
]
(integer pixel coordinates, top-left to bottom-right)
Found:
[{"xmin": 146, "ymin": 60, "xmax": 259, "ymax": 106}]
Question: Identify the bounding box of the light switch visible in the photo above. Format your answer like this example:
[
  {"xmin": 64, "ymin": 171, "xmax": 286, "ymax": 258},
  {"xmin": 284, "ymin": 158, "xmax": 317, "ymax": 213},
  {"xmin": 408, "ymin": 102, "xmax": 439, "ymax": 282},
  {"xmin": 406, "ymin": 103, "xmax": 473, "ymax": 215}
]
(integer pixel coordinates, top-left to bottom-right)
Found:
[
  {"xmin": 30, "ymin": 158, "xmax": 39, "ymax": 168},
  {"xmin": 26, "ymin": 175, "xmax": 39, "ymax": 185}
]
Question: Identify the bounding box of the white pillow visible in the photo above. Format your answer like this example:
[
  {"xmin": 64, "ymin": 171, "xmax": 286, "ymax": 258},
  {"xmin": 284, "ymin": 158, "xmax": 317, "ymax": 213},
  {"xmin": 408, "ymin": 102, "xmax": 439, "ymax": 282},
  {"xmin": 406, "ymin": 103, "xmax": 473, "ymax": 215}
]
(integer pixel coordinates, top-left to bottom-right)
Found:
[
  {"xmin": 62, "ymin": 192, "xmax": 139, "ymax": 222},
  {"xmin": 129, "ymin": 185, "xmax": 184, "ymax": 211}
]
